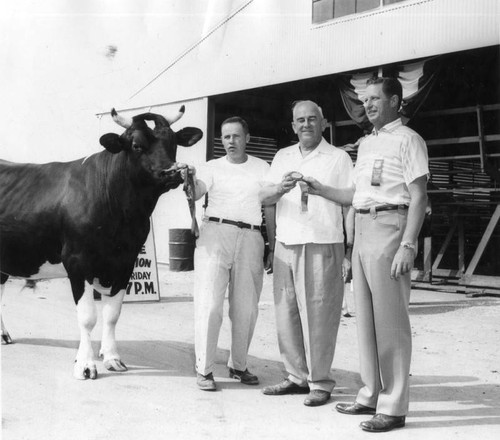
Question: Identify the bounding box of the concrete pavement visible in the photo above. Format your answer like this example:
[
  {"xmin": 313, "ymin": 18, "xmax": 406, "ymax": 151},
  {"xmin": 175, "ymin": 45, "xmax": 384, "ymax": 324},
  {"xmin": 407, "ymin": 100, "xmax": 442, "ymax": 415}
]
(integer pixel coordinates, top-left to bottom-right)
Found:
[{"xmin": 1, "ymin": 267, "xmax": 500, "ymax": 440}]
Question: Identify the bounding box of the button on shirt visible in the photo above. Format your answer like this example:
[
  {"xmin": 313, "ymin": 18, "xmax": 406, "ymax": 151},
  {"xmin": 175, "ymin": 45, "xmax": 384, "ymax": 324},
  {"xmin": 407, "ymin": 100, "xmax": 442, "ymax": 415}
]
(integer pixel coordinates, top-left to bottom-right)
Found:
[
  {"xmin": 197, "ymin": 155, "xmax": 270, "ymax": 226},
  {"xmin": 352, "ymin": 119, "xmax": 429, "ymax": 210},
  {"xmin": 267, "ymin": 138, "xmax": 354, "ymax": 245}
]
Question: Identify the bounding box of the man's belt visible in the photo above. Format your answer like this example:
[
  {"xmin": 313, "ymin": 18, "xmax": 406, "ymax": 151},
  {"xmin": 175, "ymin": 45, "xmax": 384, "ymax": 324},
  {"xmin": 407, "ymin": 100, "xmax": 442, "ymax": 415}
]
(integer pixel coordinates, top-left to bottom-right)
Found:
[
  {"xmin": 355, "ymin": 204, "xmax": 408, "ymax": 214},
  {"xmin": 207, "ymin": 217, "xmax": 261, "ymax": 231}
]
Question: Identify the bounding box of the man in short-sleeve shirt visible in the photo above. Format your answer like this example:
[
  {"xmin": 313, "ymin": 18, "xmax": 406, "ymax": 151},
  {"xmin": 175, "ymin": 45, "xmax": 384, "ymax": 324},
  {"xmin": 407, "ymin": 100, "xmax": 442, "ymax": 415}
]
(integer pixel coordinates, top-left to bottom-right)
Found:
[
  {"xmin": 189, "ymin": 117, "xmax": 273, "ymax": 391},
  {"xmin": 259, "ymin": 100, "xmax": 354, "ymax": 407},
  {"xmin": 333, "ymin": 77, "xmax": 429, "ymax": 433}
]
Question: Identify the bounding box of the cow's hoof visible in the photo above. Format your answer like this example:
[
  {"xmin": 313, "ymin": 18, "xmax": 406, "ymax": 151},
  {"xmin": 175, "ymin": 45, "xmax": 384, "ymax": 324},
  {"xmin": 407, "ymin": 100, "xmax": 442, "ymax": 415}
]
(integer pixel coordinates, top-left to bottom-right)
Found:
[
  {"xmin": 1, "ymin": 333, "xmax": 13, "ymax": 344},
  {"xmin": 103, "ymin": 358, "xmax": 128, "ymax": 372},
  {"xmin": 74, "ymin": 361, "xmax": 98, "ymax": 380}
]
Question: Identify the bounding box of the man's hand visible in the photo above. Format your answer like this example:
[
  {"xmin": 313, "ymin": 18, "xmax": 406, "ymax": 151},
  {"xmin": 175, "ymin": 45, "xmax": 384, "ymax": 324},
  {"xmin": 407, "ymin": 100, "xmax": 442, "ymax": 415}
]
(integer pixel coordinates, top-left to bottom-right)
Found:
[
  {"xmin": 390, "ymin": 246, "xmax": 415, "ymax": 279},
  {"xmin": 302, "ymin": 176, "xmax": 323, "ymax": 196},
  {"xmin": 265, "ymin": 251, "xmax": 274, "ymax": 274},
  {"xmin": 180, "ymin": 164, "xmax": 196, "ymax": 180},
  {"xmin": 342, "ymin": 257, "xmax": 352, "ymax": 283},
  {"xmin": 280, "ymin": 171, "xmax": 300, "ymax": 194}
]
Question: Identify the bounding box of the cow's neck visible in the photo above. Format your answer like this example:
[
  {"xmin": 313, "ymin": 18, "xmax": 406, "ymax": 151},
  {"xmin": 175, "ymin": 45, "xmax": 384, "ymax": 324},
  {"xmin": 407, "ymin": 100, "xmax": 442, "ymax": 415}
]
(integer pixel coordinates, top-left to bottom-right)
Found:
[{"xmin": 97, "ymin": 151, "xmax": 161, "ymax": 220}]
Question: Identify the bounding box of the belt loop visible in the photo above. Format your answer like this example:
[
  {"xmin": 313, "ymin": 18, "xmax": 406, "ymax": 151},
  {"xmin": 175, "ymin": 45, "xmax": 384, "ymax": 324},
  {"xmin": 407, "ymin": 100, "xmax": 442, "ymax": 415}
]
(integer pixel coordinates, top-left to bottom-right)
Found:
[{"xmin": 370, "ymin": 206, "xmax": 377, "ymax": 219}]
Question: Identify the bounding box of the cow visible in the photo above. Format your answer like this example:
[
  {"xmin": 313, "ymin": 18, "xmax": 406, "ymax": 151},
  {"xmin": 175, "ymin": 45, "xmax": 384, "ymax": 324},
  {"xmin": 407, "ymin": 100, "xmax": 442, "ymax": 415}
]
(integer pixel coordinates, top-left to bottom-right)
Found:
[{"xmin": 0, "ymin": 106, "xmax": 203, "ymax": 379}]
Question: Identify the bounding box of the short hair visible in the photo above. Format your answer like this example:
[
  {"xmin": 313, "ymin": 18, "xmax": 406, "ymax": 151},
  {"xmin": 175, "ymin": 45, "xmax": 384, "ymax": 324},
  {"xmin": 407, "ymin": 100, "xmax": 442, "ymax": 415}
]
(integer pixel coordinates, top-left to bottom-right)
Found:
[
  {"xmin": 366, "ymin": 77, "xmax": 403, "ymax": 107},
  {"xmin": 291, "ymin": 100, "xmax": 324, "ymax": 119},
  {"xmin": 221, "ymin": 116, "xmax": 249, "ymax": 135}
]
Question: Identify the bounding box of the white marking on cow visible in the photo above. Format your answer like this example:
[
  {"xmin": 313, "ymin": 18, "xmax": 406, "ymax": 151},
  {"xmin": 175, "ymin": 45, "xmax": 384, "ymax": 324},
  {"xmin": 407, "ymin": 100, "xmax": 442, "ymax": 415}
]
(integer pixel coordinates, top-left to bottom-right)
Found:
[{"xmin": 92, "ymin": 278, "xmax": 112, "ymax": 296}]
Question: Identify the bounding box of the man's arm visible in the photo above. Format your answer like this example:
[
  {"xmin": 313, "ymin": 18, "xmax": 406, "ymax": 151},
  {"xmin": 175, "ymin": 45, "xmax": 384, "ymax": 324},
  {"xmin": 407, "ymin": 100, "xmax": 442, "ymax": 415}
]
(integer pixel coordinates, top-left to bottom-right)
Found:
[
  {"xmin": 301, "ymin": 176, "xmax": 355, "ymax": 205},
  {"xmin": 192, "ymin": 178, "xmax": 208, "ymax": 201},
  {"xmin": 342, "ymin": 205, "xmax": 354, "ymax": 282},
  {"xmin": 258, "ymin": 173, "xmax": 298, "ymax": 206},
  {"xmin": 390, "ymin": 174, "xmax": 428, "ymax": 279},
  {"xmin": 263, "ymin": 205, "xmax": 276, "ymax": 273},
  {"xmin": 182, "ymin": 166, "xmax": 208, "ymax": 200}
]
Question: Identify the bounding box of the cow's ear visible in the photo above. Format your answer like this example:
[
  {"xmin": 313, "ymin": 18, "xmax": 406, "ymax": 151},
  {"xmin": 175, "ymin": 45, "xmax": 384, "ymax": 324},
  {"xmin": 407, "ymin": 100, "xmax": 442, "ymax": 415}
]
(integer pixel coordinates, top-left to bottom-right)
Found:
[
  {"xmin": 99, "ymin": 133, "xmax": 124, "ymax": 154},
  {"xmin": 175, "ymin": 127, "xmax": 203, "ymax": 147}
]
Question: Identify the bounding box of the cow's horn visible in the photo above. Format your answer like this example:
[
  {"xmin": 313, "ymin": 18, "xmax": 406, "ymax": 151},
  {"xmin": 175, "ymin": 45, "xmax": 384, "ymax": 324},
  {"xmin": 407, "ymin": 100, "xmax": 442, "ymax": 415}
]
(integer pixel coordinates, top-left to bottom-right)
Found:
[
  {"xmin": 165, "ymin": 105, "xmax": 185, "ymax": 125},
  {"xmin": 111, "ymin": 108, "xmax": 132, "ymax": 129}
]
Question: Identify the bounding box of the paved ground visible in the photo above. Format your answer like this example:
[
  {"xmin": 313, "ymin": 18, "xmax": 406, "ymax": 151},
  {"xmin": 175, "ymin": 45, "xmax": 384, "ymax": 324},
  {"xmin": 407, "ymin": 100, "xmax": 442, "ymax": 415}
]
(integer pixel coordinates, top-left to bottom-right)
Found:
[{"xmin": 1, "ymin": 266, "xmax": 500, "ymax": 440}]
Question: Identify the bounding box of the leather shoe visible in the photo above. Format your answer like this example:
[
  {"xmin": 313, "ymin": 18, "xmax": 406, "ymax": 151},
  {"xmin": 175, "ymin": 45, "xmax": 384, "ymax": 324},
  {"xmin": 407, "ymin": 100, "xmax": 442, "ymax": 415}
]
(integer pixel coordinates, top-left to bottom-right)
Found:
[
  {"xmin": 262, "ymin": 379, "xmax": 309, "ymax": 395},
  {"xmin": 336, "ymin": 402, "xmax": 376, "ymax": 415},
  {"xmin": 360, "ymin": 413, "xmax": 406, "ymax": 432},
  {"xmin": 229, "ymin": 368, "xmax": 259, "ymax": 385},
  {"xmin": 303, "ymin": 390, "xmax": 331, "ymax": 407},
  {"xmin": 197, "ymin": 372, "xmax": 216, "ymax": 391}
]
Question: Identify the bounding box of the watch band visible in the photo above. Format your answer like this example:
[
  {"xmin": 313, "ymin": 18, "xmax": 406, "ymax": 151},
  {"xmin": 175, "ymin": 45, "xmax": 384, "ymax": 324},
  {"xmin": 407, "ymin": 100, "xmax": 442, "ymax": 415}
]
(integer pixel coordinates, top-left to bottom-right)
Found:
[{"xmin": 400, "ymin": 241, "xmax": 416, "ymax": 251}]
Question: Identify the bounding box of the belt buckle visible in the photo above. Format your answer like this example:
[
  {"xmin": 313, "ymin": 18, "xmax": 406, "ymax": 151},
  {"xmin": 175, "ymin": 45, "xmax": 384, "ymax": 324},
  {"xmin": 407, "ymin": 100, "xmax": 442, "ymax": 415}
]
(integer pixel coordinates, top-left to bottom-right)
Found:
[{"xmin": 236, "ymin": 221, "xmax": 245, "ymax": 229}]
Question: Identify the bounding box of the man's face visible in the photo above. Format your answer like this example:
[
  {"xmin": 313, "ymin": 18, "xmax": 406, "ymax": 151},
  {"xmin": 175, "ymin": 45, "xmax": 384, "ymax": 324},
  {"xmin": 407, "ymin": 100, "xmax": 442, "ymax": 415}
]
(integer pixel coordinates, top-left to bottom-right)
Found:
[
  {"xmin": 292, "ymin": 101, "xmax": 326, "ymax": 149},
  {"xmin": 221, "ymin": 122, "xmax": 249, "ymax": 163},
  {"xmin": 363, "ymin": 83, "xmax": 399, "ymax": 130}
]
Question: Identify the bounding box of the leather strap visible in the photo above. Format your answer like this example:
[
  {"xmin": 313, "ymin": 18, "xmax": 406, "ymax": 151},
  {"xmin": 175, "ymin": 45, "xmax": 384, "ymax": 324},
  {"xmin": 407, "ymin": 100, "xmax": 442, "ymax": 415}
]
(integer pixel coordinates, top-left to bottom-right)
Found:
[
  {"xmin": 207, "ymin": 217, "xmax": 261, "ymax": 231},
  {"xmin": 355, "ymin": 204, "xmax": 408, "ymax": 214}
]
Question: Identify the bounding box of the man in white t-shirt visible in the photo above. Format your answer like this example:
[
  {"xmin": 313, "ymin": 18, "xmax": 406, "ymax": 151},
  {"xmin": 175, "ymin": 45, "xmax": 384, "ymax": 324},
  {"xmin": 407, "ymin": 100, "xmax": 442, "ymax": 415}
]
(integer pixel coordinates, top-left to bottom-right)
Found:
[
  {"xmin": 259, "ymin": 101, "xmax": 354, "ymax": 407},
  {"xmin": 188, "ymin": 117, "xmax": 274, "ymax": 391}
]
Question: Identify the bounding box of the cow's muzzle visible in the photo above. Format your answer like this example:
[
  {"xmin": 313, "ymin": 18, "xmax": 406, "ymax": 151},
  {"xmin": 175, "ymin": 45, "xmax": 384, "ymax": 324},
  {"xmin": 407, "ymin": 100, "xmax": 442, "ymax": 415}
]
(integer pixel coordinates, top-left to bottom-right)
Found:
[{"xmin": 160, "ymin": 162, "xmax": 188, "ymax": 178}]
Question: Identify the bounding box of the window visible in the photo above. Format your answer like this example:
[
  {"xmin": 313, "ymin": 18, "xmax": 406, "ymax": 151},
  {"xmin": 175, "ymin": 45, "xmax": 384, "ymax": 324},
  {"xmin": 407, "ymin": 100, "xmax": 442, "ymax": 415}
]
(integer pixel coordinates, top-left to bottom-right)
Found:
[{"xmin": 312, "ymin": 0, "xmax": 406, "ymax": 24}]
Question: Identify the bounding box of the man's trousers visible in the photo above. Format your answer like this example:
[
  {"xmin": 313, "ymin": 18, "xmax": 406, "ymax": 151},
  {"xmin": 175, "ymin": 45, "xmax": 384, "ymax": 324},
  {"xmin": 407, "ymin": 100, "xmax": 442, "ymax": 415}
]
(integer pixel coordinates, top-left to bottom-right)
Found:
[
  {"xmin": 353, "ymin": 208, "xmax": 412, "ymax": 416},
  {"xmin": 194, "ymin": 221, "xmax": 264, "ymax": 375},
  {"xmin": 273, "ymin": 241, "xmax": 344, "ymax": 392}
]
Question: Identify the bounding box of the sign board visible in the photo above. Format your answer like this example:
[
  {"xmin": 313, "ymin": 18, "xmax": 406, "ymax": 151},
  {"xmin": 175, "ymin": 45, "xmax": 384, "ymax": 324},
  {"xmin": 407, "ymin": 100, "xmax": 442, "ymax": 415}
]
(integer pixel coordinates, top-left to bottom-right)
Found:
[{"xmin": 124, "ymin": 220, "xmax": 160, "ymax": 302}]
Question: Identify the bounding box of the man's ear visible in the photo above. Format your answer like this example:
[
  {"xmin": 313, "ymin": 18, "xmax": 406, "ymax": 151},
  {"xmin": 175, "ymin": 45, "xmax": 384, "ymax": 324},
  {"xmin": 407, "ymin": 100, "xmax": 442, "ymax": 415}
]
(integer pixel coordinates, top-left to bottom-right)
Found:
[
  {"xmin": 99, "ymin": 133, "xmax": 124, "ymax": 154},
  {"xmin": 175, "ymin": 127, "xmax": 203, "ymax": 147},
  {"xmin": 390, "ymin": 95, "xmax": 400, "ymax": 109}
]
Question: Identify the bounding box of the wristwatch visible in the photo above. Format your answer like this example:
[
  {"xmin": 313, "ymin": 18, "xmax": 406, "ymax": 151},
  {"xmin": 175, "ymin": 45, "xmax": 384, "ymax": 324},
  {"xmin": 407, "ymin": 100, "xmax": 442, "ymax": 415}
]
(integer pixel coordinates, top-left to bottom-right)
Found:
[{"xmin": 400, "ymin": 241, "xmax": 416, "ymax": 252}]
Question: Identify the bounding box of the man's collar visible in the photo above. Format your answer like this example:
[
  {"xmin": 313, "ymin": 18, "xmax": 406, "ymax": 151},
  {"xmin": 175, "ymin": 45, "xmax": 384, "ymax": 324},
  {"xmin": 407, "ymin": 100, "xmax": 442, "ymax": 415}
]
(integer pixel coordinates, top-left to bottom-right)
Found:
[
  {"xmin": 295, "ymin": 137, "xmax": 332, "ymax": 156},
  {"xmin": 372, "ymin": 118, "xmax": 402, "ymax": 135}
]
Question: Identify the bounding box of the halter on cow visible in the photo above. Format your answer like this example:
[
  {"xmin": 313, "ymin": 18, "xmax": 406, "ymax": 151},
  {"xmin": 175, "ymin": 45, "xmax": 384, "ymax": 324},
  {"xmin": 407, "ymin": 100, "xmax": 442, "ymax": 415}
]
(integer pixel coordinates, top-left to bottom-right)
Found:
[{"xmin": 0, "ymin": 106, "xmax": 203, "ymax": 379}]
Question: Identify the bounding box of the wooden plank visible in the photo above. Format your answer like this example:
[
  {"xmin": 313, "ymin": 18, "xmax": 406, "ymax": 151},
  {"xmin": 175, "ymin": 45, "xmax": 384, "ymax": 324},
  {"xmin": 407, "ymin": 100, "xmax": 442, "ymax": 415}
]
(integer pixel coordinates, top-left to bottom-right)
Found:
[
  {"xmin": 432, "ymin": 268, "xmax": 461, "ymax": 278},
  {"xmin": 418, "ymin": 103, "xmax": 500, "ymax": 118},
  {"xmin": 462, "ymin": 204, "xmax": 500, "ymax": 279},
  {"xmin": 426, "ymin": 134, "xmax": 500, "ymax": 146},
  {"xmin": 432, "ymin": 219, "xmax": 457, "ymax": 271},
  {"xmin": 458, "ymin": 219, "xmax": 465, "ymax": 275},
  {"xmin": 430, "ymin": 152, "xmax": 500, "ymax": 161},
  {"xmin": 459, "ymin": 275, "xmax": 500, "ymax": 289},
  {"xmin": 423, "ymin": 236, "xmax": 432, "ymax": 282},
  {"xmin": 476, "ymin": 105, "xmax": 486, "ymax": 172}
]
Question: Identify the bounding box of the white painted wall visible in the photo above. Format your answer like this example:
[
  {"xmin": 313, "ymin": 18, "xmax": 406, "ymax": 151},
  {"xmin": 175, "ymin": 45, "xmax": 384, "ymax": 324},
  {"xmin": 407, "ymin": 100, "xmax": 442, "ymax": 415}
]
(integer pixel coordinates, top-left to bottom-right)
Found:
[{"xmin": 126, "ymin": 0, "xmax": 500, "ymax": 109}]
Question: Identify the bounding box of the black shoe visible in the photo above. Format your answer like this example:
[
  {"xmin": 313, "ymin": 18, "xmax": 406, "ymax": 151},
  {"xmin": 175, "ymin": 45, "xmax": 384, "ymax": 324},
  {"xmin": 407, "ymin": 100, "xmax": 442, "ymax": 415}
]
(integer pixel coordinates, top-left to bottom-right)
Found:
[
  {"xmin": 336, "ymin": 402, "xmax": 376, "ymax": 415},
  {"xmin": 229, "ymin": 368, "xmax": 259, "ymax": 385},
  {"xmin": 303, "ymin": 390, "xmax": 331, "ymax": 407},
  {"xmin": 262, "ymin": 379, "xmax": 310, "ymax": 395},
  {"xmin": 197, "ymin": 372, "xmax": 216, "ymax": 391},
  {"xmin": 360, "ymin": 414, "xmax": 406, "ymax": 432}
]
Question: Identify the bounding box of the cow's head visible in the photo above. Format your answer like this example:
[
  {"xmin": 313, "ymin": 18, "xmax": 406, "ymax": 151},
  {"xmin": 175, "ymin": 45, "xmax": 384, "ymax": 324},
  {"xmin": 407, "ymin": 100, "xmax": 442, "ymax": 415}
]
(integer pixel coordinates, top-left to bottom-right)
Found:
[{"xmin": 99, "ymin": 106, "xmax": 203, "ymax": 190}]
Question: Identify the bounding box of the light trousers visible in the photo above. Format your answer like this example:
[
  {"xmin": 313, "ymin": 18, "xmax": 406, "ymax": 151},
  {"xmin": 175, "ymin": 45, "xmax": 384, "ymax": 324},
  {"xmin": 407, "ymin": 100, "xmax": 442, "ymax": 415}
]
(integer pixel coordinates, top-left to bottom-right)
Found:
[
  {"xmin": 273, "ymin": 241, "xmax": 344, "ymax": 392},
  {"xmin": 353, "ymin": 209, "xmax": 412, "ymax": 416},
  {"xmin": 194, "ymin": 221, "xmax": 264, "ymax": 375}
]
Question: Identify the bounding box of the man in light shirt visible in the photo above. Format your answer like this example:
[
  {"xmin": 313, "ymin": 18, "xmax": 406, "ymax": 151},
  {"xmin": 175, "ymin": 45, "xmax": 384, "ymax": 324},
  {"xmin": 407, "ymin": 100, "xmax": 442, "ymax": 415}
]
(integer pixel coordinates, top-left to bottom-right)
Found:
[
  {"xmin": 189, "ymin": 117, "xmax": 274, "ymax": 391},
  {"xmin": 259, "ymin": 100, "xmax": 354, "ymax": 407},
  {"xmin": 309, "ymin": 78, "xmax": 428, "ymax": 432}
]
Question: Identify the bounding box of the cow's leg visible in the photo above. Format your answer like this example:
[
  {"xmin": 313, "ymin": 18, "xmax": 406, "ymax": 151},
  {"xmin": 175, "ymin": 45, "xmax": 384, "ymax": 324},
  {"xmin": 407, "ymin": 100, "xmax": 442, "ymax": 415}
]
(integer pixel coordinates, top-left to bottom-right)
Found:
[
  {"xmin": 74, "ymin": 284, "xmax": 98, "ymax": 380},
  {"xmin": 99, "ymin": 289, "xmax": 127, "ymax": 372},
  {"xmin": 1, "ymin": 277, "xmax": 13, "ymax": 344}
]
